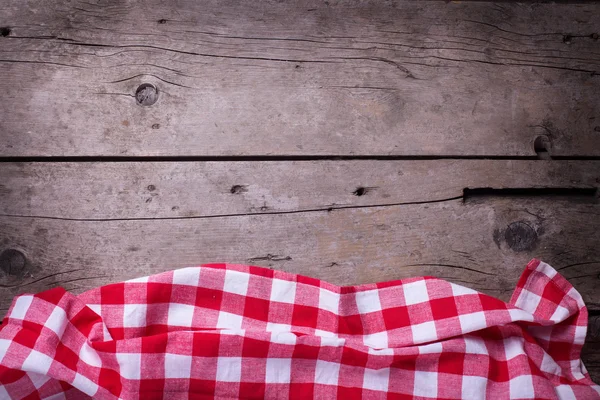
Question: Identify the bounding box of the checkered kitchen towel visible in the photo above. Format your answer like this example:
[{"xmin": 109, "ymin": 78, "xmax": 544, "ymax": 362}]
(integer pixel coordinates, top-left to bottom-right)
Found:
[{"xmin": 0, "ymin": 259, "xmax": 598, "ymax": 399}]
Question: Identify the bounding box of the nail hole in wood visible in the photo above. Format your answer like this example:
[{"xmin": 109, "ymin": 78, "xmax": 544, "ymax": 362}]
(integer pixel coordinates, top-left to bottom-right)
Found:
[
  {"xmin": 534, "ymin": 136, "xmax": 551, "ymax": 159},
  {"xmin": 230, "ymin": 185, "xmax": 247, "ymax": 194},
  {"xmin": 591, "ymin": 33, "xmax": 599, "ymax": 41},
  {"xmin": 135, "ymin": 83, "xmax": 159, "ymax": 106},
  {"xmin": 0, "ymin": 249, "xmax": 26, "ymax": 276},
  {"xmin": 151, "ymin": 123, "xmax": 160, "ymax": 129},
  {"xmin": 158, "ymin": 19, "xmax": 167, "ymax": 24},
  {"xmin": 353, "ymin": 187, "xmax": 367, "ymax": 196},
  {"xmin": 563, "ymin": 35, "xmax": 572, "ymax": 44},
  {"xmin": 147, "ymin": 184, "xmax": 156, "ymax": 191},
  {"xmin": 0, "ymin": 27, "xmax": 11, "ymax": 37}
]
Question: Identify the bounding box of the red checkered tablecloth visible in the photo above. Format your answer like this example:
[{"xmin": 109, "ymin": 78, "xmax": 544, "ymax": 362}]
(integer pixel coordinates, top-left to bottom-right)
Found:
[{"xmin": 0, "ymin": 259, "xmax": 598, "ymax": 399}]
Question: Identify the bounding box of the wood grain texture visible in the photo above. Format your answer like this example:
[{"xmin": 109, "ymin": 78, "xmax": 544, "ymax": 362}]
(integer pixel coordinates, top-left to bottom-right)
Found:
[
  {"xmin": 1, "ymin": 0, "xmax": 600, "ymax": 156},
  {"xmin": 1, "ymin": 196, "xmax": 599, "ymax": 311},
  {"xmin": 0, "ymin": 160, "xmax": 597, "ymax": 219},
  {"xmin": 583, "ymin": 317, "xmax": 600, "ymax": 384}
]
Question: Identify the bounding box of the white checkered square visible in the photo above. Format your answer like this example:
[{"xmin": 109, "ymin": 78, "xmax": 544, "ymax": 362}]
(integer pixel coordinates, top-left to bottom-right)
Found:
[
  {"xmin": 223, "ymin": 269, "xmax": 250, "ymax": 296},
  {"xmin": 462, "ymin": 375, "xmax": 487, "ymax": 398},
  {"xmin": 363, "ymin": 331, "xmax": 388, "ymax": 348},
  {"xmin": 464, "ymin": 336, "xmax": 488, "ymax": 355},
  {"xmin": 504, "ymin": 337, "xmax": 525, "ymax": 360},
  {"xmin": 450, "ymin": 283, "xmax": 478, "ymax": 297},
  {"xmin": 22, "ymin": 350, "xmax": 53, "ymax": 375},
  {"xmin": 418, "ymin": 341, "xmax": 443, "ymax": 355},
  {"xmin": 270, "ymin": 279, "xmax": 296, "ymax": 304},
  {"xmin": 320, "ymin": 336, "xmax": 345, "ymax": 347},
  {"xmin": 537, "ymin": 262, "xmax": 557, "ymax": 279},
  {"xmin": 267, "ymin": 322, "xmax": 291, "ymax": 333},
  {"xmin": 318, "ymin": 288, "xmax": 340, "ymax": 314},
  {"xmin": 516, "ymin": 289, "xmax": 542, "ymax": 312},
  {"xmin": 29, "ymin": 372, "xmax": 50, "ymax": 389},
  {"xmin": 550, "ymin": 305, "xmax": 570, "ymax": 322},
  {"xmin": 167, "ymin": 303, "xmax": 195, "ymax": 327},
  {"xmin": 508, "ymin": 308, "xmax": 534, "ymax": 322},
  {"xmin": 314, "ymin": 329, "xmax": 336, "ymax": 338},
  {"xmin": 414, "ymin": 370, "xmax": 438, "ymax": 397},
  {"xmin": 73, "ymin": 372, "xmax": 99, "ymax": 396},
  {"xmin": 402, "ymin": 280, "xmax": 429, "ymax": 305},
  {"xmin": 574, "ymin": 325, "xmax": 587, "ymax": 343},
  {"xmin": 123, "ymin": 304, "xmax": 147, "ymax": 328},
  {"xmin": 165, "ymin": 353, "xmax": 192, "ymax": 378},
  {"xmin": 540, "ymin": 352, "xmax": 561, "ymax": 376},
  {"xmin": 116, "ymin": 353, "xmax": 141, "ymax": 380},
  {"xmin": 11, "ymin": 295, "xmax": 33, "ymax": 320},
  {"xmin": 315, "ymin": 360, "xmax": 340, "ymax": 385},
  {"xmin": 509, "ymin": 375, "xmax": 535, "ymax": 398},
  {"xmin": 567, "ymin": 287, "xmax": 585, "ymax": 308},
  {"xmin": 217, "ymin": 311, "xmax": 243, "ymax": 330},
  {"xmin": 79, "ymin": 342, "xmax": 101, "ymax": 368},
  {"xmin": 45, "ymin": 306, "xmax": 68, "ymax": 338},
  {"xmin": 127, "ymin": 275, "xmax": 149, "ymax": 283},
  {"xmin": 216, "ymin": 357, "xmax": 242, "ymax": 382},
  {"xmin": 458, "ymin": 311, "xmax": 487, "ymax": 333},
  {"xmin": 266, "ymin": 358, "xmax": 292, "ymax": 383},
  {"xmin": 270, "ymin": 331, "xmax": 297, "ymax": 345},
  {"xmin": 356, "ymin": 290, "xmax": 382, "ymax": 314},
  {"xmin": 0, "ymin": 339, "xmax": 11, "ymax": 363},
  {"xmin": 172, "ymin": 267, "xmax": 201, "ymax": 286},
  {"xmin": 362, "ymin": 367, "xmax": 390, "ymax": 392},
  {"xmin": 410, "ymin": 321, "xmax": 437, "ymax": 343},
  {"xmin": 556, "ymin": 385, "xmax": 576, "ymax": 399},
  {"xmin": 570, "ymin": 359, "xmax": 585, "ymax": 380}
]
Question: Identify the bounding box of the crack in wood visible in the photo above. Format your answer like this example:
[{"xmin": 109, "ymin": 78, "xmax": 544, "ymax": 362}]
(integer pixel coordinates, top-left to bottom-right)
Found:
[
  {"xmin": 247, "ymin": 254, "xmax": 292, "ymax": 263},
  {"xmin": 556, "ymin": 261, "xmax": 600, "ymax": 271},
  {"xmin": 45, "ymin": 275, "xmax": 109, "ymax": 286},
  {"xmin": 401, "ymin": 263, "xmax": 497, "ymax": 276},
  {"xmin": 0, "ymin": 195, "xmax": 463, "ymax": 222},
  {"xmin": 0, "ymin": 268, "xmax": 85, "ymax": 289}
]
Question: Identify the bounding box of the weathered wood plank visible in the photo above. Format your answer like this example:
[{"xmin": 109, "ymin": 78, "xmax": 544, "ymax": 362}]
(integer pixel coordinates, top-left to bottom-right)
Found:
[
  {"xmin": 0, "ymin": 160, "xmax": 597, "ymax": 219},
  {"xmin": 1, "ymin": 1, "xmax": 599, "ymax": 156},
  {"xmin": 583, "ymin": 317, "xmax": 600, "ymax": 383},
  {"xmin": 1, "ymin": 197, "xmax": 599, "ymax": 312}
]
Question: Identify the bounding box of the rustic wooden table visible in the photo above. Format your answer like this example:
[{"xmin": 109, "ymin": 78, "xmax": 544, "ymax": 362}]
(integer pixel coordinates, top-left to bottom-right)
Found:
[{"xmin": 1, "ymin": 0, "xmax": 599, "ymax": 382}]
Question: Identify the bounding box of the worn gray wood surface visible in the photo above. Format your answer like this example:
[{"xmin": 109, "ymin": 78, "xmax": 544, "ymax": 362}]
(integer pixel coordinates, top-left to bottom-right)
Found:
[
  {"xmin": 1, "ymin": 195, "xmax": 599, "ymax": 310},
  {"xmin": 584, "ymin": 316, "xmax": 600, "ymax": 384},
  {"xmin": 1, "ymin": 0, "xmax": 600, "ymax": 383},
  {"xmin": 0, "ymin": 160, "xmax": 597, "ymax": 219},
  {"xmin": 1, "ymin": 0, "xmax": 600, "ymax": 156}
]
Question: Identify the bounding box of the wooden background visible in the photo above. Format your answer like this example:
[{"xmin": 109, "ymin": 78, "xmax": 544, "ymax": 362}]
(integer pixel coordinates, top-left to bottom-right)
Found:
[{"xmin": 1, "ymin": 0, "xmax": 599, "ymax": 382}]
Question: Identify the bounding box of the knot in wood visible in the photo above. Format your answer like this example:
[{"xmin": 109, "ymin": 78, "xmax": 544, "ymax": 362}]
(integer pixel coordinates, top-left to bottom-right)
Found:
[
  {"xmin": 505, "ymin": 222, "xmax": 538, "ymax": 252},
  {"xmin": 0, "ymin": 249, "xmax": 26, "ymax": 276},
  {"xmin": 135, "ymin": 83, "xmax": 159, "ymax": 106}
]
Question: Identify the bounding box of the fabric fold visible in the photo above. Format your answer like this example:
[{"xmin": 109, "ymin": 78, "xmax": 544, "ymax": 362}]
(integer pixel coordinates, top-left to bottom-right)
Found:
[{"xmin": 0, "ymin": 259, "xmax": 598, "ymax": 399}]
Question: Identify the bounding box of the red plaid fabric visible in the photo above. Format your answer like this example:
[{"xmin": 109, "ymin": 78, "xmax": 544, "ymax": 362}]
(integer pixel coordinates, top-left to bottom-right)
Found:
[{"xmin": 0, "ymin": 259, "xmax": 598, "ymax": 399}]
